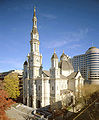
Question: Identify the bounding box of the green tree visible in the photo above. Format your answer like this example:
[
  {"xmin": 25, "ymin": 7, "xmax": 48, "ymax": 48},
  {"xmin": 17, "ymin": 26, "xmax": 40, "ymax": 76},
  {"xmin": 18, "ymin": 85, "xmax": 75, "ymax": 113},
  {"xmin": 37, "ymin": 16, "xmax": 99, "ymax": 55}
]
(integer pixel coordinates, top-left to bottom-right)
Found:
[{"xmin": 4, "ymin": 73, "xmax": 20, "ymax": 99}]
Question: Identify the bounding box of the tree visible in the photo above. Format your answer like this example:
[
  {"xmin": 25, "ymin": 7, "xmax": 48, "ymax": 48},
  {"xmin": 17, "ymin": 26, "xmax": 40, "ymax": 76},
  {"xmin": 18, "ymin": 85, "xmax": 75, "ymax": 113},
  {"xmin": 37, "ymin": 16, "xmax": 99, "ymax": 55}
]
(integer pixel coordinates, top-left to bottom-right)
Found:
[
  {"xmin": 76, "ymin": 84, "xmax": 99, "ymax": 106},
  {"xmin": 0, "ymin": 80, "xmax": 4, "ymax": 90},
  {"xmin": 4, "ymin": 73, "xmax": 20, "ymax": 99},
  {"xmin": 0, "ymin": 89, "xmax": 15, "ymax": 120}
]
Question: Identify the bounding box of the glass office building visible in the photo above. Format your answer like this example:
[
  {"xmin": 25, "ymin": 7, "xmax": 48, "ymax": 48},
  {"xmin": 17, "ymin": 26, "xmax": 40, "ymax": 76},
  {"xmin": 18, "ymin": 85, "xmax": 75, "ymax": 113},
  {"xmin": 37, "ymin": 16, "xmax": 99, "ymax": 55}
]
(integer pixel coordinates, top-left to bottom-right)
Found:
[{"xmin": 72, "ymin": 47, "xmax": 99, "ymax": 84}]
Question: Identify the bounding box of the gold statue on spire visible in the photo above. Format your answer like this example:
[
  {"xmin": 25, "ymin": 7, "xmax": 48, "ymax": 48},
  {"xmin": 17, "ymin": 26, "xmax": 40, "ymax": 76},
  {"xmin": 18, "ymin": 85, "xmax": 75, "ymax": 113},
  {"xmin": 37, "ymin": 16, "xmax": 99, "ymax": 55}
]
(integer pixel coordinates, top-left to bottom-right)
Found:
[
  {"xmin": 34, "ymin": 6, "xmax": 36, "ymax": 16},
  {"xmin": 63, "ymin": 50, "xmax": 64, "ymax": 53},
  {"xmin": 54, "ymin": 48, "xmax": 55, "ymax": 53}
]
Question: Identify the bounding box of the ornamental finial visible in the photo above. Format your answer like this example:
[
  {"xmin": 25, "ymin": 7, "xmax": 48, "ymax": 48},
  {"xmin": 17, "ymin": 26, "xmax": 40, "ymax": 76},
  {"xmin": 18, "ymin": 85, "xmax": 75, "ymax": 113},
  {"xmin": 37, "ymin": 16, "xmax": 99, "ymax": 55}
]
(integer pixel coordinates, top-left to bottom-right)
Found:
[
  {"xmin": 34, "ymin": 6, "xmax": 36, "ymax": 16},
  {"xmin": 54, "ymin": 48, "xmax": 55, "ymax": 53}
]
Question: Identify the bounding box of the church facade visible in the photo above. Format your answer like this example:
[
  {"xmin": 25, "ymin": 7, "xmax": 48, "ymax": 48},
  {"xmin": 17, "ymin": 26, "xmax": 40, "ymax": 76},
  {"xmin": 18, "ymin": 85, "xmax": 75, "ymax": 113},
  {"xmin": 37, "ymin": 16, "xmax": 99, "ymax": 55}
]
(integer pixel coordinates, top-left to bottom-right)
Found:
[{"xmin": 23, "ymin": 8, "xmax": 84, "ymax": 108}]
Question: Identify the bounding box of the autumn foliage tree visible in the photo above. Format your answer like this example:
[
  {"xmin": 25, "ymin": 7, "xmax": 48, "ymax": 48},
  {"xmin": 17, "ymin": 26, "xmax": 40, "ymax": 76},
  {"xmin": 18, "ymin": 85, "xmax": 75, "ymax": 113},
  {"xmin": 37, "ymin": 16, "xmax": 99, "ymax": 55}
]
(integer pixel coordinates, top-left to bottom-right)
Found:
[
  {"xmin": 0, "ymin": 87, "xmax": 15, "ymax": 119},
  {"xmin": 4, "ymin": 73, "xmax": 20, "ymax": 99}
]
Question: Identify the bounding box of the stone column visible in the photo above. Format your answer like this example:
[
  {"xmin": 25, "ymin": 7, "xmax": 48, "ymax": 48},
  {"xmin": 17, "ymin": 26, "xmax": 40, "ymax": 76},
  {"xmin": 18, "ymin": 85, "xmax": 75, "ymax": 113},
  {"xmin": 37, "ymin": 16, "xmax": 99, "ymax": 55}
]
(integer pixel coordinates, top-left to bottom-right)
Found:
[
  {"xmin": 27, "ymin": 79, "xmax": 30, "ymax": 106},
  {"xmin": 32, "ymin": 79, "xmax": 36, "ymax": 108},
  {"xmin": 41, "ymin": 76, "xmax": 44, "ymax": 107}
]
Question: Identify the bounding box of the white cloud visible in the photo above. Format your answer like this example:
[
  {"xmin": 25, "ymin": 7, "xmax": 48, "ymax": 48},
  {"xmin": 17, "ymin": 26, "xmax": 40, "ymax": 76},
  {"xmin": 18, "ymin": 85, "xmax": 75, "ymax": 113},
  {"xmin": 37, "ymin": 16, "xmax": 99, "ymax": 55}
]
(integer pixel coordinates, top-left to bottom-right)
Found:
[
  {"xmin": 7, "ymin": 3, "xmax": 33, "ymax": 12},
  {"xmin": 41, "ymin": 13, "xmax": 57, "ymax": 19},
  {"xmin": 0, "ymin": 59, "xmax": 23, "ymax": 70},
  {"xmin": 43, "ymin": 28, "xmax": 89, "ymax": 48},
  {"xmin": 47, "ymin": 40, "xmax": 67, "ymax": 48},
  {"xmin": 68, "ymin": 44, "xmax": 81, "ymax": 49}
]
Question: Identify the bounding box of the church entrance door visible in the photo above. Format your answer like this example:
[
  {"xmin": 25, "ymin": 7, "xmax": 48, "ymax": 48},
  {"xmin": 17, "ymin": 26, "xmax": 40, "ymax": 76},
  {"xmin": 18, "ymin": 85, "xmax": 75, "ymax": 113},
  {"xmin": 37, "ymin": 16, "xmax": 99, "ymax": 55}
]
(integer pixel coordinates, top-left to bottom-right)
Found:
[{"xmin": 37, "ymin": 100, "xmax": 41, "ymax": 108}]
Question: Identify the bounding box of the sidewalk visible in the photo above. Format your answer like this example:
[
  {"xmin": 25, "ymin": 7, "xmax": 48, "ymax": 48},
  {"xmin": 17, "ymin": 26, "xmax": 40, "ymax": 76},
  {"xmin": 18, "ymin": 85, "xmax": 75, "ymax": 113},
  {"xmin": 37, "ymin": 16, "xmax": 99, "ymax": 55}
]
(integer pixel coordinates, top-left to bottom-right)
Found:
[{"xmin": 6, "ymin": 103, "xmax": 35, "ymax": 120}]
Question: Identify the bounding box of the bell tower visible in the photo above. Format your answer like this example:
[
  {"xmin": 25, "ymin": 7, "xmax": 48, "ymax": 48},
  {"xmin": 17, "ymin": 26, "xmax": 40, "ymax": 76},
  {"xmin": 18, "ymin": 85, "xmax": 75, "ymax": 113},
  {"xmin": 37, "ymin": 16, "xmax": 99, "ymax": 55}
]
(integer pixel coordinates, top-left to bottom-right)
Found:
[
  {"xmin": 29, "ymin": 7, "xmax": 42, "ymax": 78},
  {"xmin": 50, "ymin": 49, "xmax": 60, "ymax": 78},
  {"xmin": 30, "ymin": 7, "xmax": 39, "ymax": 54}
]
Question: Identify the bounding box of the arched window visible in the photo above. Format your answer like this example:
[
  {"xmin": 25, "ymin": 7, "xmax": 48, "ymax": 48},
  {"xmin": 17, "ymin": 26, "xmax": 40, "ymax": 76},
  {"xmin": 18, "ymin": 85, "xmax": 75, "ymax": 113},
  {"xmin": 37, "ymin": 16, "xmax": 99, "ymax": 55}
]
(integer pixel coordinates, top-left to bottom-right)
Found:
[{"xmin": 35, "ymin": 21, "xmax": 36, "ymax": 25}]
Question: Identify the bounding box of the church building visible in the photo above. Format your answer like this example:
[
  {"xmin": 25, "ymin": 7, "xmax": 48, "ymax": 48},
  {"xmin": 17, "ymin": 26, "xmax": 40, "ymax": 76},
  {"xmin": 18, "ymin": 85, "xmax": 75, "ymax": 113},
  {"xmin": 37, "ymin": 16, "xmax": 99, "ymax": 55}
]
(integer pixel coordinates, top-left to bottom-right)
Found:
[{"xmin": 23, "ymin": 8, "xmax": 84, "ymax": 108}]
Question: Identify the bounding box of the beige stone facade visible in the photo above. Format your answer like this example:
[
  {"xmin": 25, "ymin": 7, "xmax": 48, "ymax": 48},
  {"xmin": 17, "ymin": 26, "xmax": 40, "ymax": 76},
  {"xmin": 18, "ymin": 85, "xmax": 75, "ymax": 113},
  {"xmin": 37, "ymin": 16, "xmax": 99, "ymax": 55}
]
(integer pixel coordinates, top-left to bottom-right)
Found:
[{"xmin": 23, "ymin": 8, "xmax": 84, "ymax": 108}]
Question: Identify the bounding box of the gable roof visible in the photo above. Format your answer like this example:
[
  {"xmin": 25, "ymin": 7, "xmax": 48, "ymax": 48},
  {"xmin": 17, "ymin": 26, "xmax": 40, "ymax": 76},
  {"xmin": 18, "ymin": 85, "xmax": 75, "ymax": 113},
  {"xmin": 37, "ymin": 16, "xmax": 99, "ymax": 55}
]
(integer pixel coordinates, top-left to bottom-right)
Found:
[
  {"xmin": 42, "ymin": 70, "xmax": 68, "ymax": 80},
  {"xmin": 43, "ymin": 70, "xmax": 50, "ymax": 77},
  {"xmin": 60, "ymin": 74, "xmax": 67, "ymax": 79},
  {"xmin": 42, "ymin": 70, "xmax": 82, "ymax": 80},
  {"xmin": 67, "ymin": 72, "xmax": 78, "ymax": 79}
]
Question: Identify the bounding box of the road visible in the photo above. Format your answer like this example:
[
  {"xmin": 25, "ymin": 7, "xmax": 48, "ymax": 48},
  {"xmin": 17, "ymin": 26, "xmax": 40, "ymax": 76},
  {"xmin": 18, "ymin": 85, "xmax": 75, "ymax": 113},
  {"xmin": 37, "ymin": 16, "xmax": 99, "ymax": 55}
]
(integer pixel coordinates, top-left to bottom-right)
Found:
[{"xmin": 72, "ymin": 99, "xmax": 98, "ymax": 120}]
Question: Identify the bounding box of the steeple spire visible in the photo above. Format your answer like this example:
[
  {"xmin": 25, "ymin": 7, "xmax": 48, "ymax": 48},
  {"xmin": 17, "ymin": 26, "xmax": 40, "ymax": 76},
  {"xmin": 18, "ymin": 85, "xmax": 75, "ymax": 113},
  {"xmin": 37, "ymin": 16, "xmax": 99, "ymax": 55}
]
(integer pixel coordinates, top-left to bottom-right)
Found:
[
  {"xmin": 51, "ymin": 48, "xmax": 58, "ymax": 59},
  {"xmin": 54, "ymin": 48, "xmax": 55, "ymax": 53},
  {"xmin": 31, "ymin": 6, "xmax": 39, "ymax": 41},
  {"xmin": 32, "ymin": 6, "xmax": 37, "ymax": 27},
  {"xmin": 34, "ymin": 6, "xmax": 36, "ymax": 17},
  {"xmin": 30, "ymin": 7, "xmax": 39, "ymax": 53},
  {"xmin": 63, "ymin": 50, "xmax": 64, "ymax": 54}
]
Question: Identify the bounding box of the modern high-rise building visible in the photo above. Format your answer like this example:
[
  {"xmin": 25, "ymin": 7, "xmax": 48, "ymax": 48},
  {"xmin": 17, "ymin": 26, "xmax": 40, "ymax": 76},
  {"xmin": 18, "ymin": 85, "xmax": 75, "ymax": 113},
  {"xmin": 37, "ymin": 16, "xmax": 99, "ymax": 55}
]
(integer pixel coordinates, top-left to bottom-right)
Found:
[{"xmin": 72, "ymin": 47, "xmax": 99, "ymax": 84}]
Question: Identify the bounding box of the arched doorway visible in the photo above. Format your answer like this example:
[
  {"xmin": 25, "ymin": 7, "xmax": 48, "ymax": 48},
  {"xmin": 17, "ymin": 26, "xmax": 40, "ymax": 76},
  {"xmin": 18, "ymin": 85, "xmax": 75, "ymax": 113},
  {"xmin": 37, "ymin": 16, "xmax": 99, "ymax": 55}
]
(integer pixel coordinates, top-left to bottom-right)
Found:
[{"xmin": 37, "ymin": 100, "xmax": 41, "ymax": 108}]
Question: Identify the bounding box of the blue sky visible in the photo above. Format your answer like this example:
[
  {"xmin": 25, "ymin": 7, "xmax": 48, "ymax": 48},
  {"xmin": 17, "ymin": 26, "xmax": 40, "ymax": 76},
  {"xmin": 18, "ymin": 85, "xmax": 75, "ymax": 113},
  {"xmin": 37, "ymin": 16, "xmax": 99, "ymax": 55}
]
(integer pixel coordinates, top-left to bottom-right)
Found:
[{"xmin": 0, "ymin": 0, "xmax": 99, "ymax": 72}]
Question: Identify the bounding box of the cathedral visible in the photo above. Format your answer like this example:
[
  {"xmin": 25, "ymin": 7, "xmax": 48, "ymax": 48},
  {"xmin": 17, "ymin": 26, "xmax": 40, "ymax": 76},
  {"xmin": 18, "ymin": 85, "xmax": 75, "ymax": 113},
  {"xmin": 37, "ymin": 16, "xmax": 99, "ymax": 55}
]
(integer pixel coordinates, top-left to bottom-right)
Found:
[{"xmin": 23, "ymin": 8, "xmax": 84, "ymax": 108}]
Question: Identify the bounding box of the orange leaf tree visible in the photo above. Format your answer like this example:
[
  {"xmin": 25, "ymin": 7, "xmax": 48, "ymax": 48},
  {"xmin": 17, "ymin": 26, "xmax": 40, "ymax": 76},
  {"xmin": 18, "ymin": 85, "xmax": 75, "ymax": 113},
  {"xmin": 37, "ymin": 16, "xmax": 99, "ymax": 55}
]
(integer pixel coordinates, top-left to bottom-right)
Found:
[{"xmin": 0, "ymin": 89, "xmax": 15, "ymax": 120}]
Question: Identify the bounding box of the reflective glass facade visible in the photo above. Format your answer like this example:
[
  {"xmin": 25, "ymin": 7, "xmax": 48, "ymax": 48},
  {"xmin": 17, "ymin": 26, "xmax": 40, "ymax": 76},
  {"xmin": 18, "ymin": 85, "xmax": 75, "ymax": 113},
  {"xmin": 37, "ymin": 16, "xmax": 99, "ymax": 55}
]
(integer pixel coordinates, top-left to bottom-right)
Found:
[
  {"xmin": 72, "ymin": 54, "xmax": 86, "ymax": 79},
  {"xmin": 72, "ymin": 47, "xmax": 99, "ymax": 84},
  {"xmin": 86, "ymin": 53, "xmax": 99, "ymax": 81}
]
